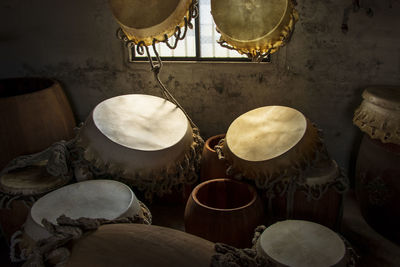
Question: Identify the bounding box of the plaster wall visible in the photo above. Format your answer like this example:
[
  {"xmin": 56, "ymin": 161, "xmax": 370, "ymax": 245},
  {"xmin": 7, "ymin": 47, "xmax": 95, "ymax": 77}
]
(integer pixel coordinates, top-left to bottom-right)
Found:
[{"xmin": 1, "ymin": 0, "xmax": 399, "ymax": 178}]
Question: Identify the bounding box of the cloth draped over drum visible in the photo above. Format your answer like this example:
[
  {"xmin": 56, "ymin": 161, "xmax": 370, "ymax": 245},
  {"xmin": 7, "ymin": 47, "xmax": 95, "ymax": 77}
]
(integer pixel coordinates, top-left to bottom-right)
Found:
[
  {"xmin": 75, "ymin": 94, "xmax": 203, "ymax": 200},
  {"xmin": 211, "ymin": 0, "xmax": 299, "ymax": 59},
  {"xmin": 109, "ymin": 0, "xmax": 194, "ymax": 46}
]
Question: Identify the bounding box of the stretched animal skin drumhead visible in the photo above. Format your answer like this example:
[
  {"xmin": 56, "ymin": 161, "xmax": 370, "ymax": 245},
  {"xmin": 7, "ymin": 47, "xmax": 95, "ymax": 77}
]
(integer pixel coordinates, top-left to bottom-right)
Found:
[
  {"xmin": 212, "ymin": 0, "xmax": 287, "ymax": 42},
  {"xmin": 257, "ymin": 220, "xmax": 346, "ymax": 267},
  {"xmin": 93, "ymin": 94, "xmax": 189, "ymax": 151},
  {"xmin": 226, "ymin": 106, "xmax": 307, "ymax": 162}
]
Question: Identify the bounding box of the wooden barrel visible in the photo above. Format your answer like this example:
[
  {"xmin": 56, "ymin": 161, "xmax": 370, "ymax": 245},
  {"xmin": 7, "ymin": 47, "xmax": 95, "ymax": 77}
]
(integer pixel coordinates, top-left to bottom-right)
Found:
[
  {"xmin": 353, "ymin": 86, "xmax": 400, "ymax": 244},
  {"xmin": 0, "ymin": 77, "xmax": 76, "ymax": 169},
  {"xmin": 184, "ymin": 178, "xmax": 264, "ymax": 248}
]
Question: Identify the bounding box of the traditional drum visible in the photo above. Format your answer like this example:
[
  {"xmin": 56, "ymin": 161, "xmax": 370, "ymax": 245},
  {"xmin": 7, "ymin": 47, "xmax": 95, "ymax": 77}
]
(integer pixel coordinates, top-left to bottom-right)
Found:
[
  {"xmin": 353, "ymin": 86, "xmax": 400, "ymax": 243},
  {"xmin": 16, "ymin": 179, "xmax": 150, "ymax": 260},
  {"xmin": 211, "ymin": 0, "xmax": 298, "ymax": 60},
  {"xmin": 0, "ymin": 161, "xmax": 71, "ymax": 246},
  {"xmin": 200, "ymin": 134, "xmax": 228, "ymax": 181},
  {"xmin": 109, "ymin": 0, "xmax": 194, "ymax": 46},
  {"xmin": 255, "ymin": 220, "xmax": 357, "ymax": 266},
  {"xmin": 271, "ymin": 159, "xmax": 348, "ymax": 229},
  {"xmin": 24, "ymin": 223, "xmax": 214, "ymax": 267},
  {"xmin": 222, "ymin": 106, "xmax": 325, "ymax": 185},
  {"xmin": 184, "ymin": 178, "xmax": 264, "ymax": 248},
  {"xmin": 75, "ymin": 94, "xmax": 203, "ymax": 200}
]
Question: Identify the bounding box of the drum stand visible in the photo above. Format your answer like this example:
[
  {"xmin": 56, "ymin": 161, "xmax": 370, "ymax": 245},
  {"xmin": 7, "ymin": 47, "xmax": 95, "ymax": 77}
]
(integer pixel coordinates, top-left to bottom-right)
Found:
[{"xmin": 116, "ymin": 0, "xmax": 199, "ymax": 129}]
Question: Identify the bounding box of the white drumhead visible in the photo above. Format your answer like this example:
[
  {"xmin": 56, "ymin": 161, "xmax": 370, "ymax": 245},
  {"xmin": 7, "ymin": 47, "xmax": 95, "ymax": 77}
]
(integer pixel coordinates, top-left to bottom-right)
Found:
[
  {"xmin": 226, "ymin": 106, "xmax": 307, "ymax": 162},
  {"xmin": 93, "ymin": 94, "xmax": 189, "ymax": 151},
  {"xmin": 31, "ymin": 180, "xmax": 138, "ymax": 226},
  {"xmin": 258, "ymin": 220, "xmax": 345, "ymax": 267}
]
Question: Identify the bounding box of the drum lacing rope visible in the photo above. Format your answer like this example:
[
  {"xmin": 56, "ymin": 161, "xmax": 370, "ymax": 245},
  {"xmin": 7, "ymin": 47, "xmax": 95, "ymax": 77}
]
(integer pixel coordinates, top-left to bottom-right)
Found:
[{"xmin": 9, "ymin": 229, "xmax": 29, "ymax": 263}]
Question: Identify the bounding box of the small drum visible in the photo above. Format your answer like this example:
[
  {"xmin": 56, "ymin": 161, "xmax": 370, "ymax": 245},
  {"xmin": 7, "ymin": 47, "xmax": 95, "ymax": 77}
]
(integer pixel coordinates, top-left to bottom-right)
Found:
[
  {"xmin": 0, "ymin": 161, "xmax": 70, "ymax": 245},
  {"xmin": 272, "ymin": 159, "xmax": 348, "ymax": 229},
  {"xmin": 353, "ymin": 86, "xmax": 400, "ymax": 243},
  {"xmin": 222, "ymin": 106, "xmax": 324, "ymax": 185},
  {"xmin": 211, "ymin": 0, "xmax": 298, "ymax": 59},
  {"xmin": 19, "ymin": 180, "xmax": 149, "ymax": 257},
  {"xmin": 256, "ymin": 220, "xmax": 356, "ymax": 266},
  {"xmin": 109, "ymin": 0, "xmax": 193, "ymax": 45},
  {"xmin": 76, "ymin": 94, "xmax": 203, "ymax": 200}
]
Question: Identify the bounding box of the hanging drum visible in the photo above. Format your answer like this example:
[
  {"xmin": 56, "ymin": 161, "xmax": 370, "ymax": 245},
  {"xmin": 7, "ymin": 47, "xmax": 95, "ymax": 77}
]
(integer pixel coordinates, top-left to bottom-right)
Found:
[
  {"xmin": 109, "ymin": 0, "xmax": 195, "ymax": 46},
  {"xmin": 211, "ymin": 0, "xmax": 298, "ymax": 61},
  {"xmin": 353, "ymin": 86, "xmax": 400, "ymax": 244},
  {"xmin": 75, "ymin": 94, "xmax": 203, "ymax": 200}
]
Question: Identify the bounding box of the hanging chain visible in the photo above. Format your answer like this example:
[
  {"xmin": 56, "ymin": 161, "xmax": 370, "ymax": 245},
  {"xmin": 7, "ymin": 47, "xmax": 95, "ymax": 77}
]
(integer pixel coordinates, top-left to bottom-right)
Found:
[{"xmin": 116, "ymin": 0, "xmax": 199, "ymax": 129}]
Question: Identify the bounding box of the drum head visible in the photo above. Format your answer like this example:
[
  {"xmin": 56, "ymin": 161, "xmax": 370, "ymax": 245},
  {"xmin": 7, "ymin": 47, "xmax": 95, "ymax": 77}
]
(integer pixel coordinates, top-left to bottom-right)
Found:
[
  {"xmin": 31, "ymin": 180, "xmax": 140, "ymax": 226},
  {"xmin": 226, "ymin": 106, "xmax": 306, "ymax": 162},
  {"xmin": 212, "ymin": 0, "xmax": 288, "ymax": 42},
  {"xmin": 362, "ymin": 87, "xmax": 400, "ymax": 110},
  {"xmin": 257, "ymin": 220, "xmax": 346, "ymax": 267},
  {"xmin": 0, "ymin": 161, "xmax": 70, "ymax": 195},
  {"xmin": 109, "ymin": 0, "xmax": 180, "ymax": 29},
  {"xmin": 304, "ymin": 159, "xmax": 339, "ymax": 186},
  {"xmin": 93, "ymin": 94, "xmax": 189, "ymax": 151}
]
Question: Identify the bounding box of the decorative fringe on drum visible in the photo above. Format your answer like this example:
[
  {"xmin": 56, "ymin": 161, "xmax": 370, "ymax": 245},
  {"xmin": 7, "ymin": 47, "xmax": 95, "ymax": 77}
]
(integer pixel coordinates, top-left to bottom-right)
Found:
[
  {"xmin": 210, "ymin": 226, "xmax": 274, "ymax": 267},
  {"xmin": 353, "ymin": 106, "xmax": 400, "ymax": 145},
  {"xmin": 74, "ymin": 128, "xmax": 204, "ymax": 201},
  {"xmin": 20, "ymin": 203, "xmax": 152, "ymax": 267}
]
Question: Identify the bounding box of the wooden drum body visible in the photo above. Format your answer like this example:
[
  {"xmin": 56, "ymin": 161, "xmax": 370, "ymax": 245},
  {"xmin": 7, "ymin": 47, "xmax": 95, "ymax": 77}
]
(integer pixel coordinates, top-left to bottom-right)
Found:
[
  {"xmin": 0, "ymin": 77, "xmax": 76, "ymax": 169},
  {"xmin": 185, "ymin": 178, "xmax": 264, "ymax": 248},
  {"xmin": 109, "ymin": 0, "xmax": 193, "ymax": 45},
  {"xmin": 353, "ymin": 86, "xmax": 400, "ymax": 243},
  {"xmin": 76, "ymin": 94, "xmax": 202, "ymax": 200},
  {"xmin": 200, "ymin": 134, "xmax": 228, "ymax": 181}
]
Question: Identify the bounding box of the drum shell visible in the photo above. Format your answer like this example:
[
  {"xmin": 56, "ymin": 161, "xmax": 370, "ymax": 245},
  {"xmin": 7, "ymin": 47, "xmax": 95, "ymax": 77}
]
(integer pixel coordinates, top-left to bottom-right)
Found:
[
  {"xmin": 355, "ymin": 134, "xmax": 400, "ymax": 243},
  {"xmin": 0, "ymin": 77, "xmax": 76, "ymax": 169},
  {"xmin": 66, "ymin": 224, "xmax": 214, "ymax": 267},
  {"xmin": 184, "ymin": 178, "xmax": 264, "ymax": 248},
  {"xmin": 200, "ymin": 134, "xmax": 229, "ymax": 182}
]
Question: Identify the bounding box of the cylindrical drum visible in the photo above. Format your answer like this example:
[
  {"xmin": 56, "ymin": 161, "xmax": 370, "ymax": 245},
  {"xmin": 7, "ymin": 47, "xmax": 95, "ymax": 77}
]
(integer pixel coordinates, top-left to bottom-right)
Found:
[
  {"xmin": 211, "ymin": 0, "xmax": 298, "ymax": 59},
  {"xmin": 0, "ymin": 161, "xmax": 71, "ymax": 245},
  {"xmin": 109, "ymin": 0, "xmax": 193, "ymax": 45},
  {"xmin": 0, "ymin": 77, "xmax": 76, "ymax": 169},
  {"xmin": 200, "ymin": 134, "xmax": 228, "ymax": 181},
  {"xmin": 75, "ymin": 94, "xmax": 203, "ymax": 200},
  {"xmin": 20, "ymin": 180, "xmax": 150, "ymax": 256},
  {"xmin": 256, "ymin": 220, "xmax": 356, "ymax": 267},
  {"xmin": 185, "ymin": 178, "xmax": 264, "ymax": 248},
  {"xmin": 353, "ymin": 86, "xmax": 400, "ymax": 243},
  {"xmin": 271, "ymin": 159, "xmax": 348, "ymax": 229}
]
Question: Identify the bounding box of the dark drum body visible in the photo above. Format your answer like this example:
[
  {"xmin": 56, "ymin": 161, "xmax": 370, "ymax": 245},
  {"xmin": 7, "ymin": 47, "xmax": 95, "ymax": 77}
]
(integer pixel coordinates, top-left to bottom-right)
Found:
[{"xmin": 355, "ymin": 134, "xmax": 400, "ymax": 243}]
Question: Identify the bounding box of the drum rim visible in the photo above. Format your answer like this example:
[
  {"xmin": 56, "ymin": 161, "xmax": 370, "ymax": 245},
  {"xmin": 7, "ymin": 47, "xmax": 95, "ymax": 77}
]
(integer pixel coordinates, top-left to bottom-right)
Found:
[
  {"xmin": 211, "ymin": 0, "xmax": 290, "ymax": 43},
  {"xmin": 191, "ymin": 178, "xmax": 258, "ymax": 212},
  {"xmin": 225, "ymin": 105, "xmax": 307, "ymax": 162},
  {"xmin": 30, "ymin": 179, "xmax": 135, "ymax": 227},
  {"xmin": 91, "ymin": 94, "xmax": 191, "ymax": 152}
]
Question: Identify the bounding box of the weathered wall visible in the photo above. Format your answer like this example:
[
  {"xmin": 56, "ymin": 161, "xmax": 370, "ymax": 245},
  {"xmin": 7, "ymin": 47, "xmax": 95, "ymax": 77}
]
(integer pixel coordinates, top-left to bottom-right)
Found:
[{"xmin": 1, "ymin": 0, "xmax": 399, "ymax": 178}]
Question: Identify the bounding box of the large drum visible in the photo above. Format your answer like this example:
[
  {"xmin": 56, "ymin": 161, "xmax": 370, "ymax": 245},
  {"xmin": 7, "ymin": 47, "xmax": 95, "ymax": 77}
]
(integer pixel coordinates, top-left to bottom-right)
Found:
[
  {"xmin": 75, "ymin": 94, "xmax": 203, "ymax": 200},
  {"xmin": 109, "ymin": 0, "xmax": 194, "ymax": 45},
  {"xmin": 220, "ymin": 106, "xmax": 348, "ymax": 228},
  {"xmin": 25, "ymin": 224, "xmax": 214, "ymax": 267},
  {"xmin": 211, "ymin": 0, "xmax": 298, "ymax": 60},
  {"xmin": 18, "ymin": 179, "xmax": 150, "ymax": 258},
  {"xmin": 0, "ymin": 161, "xmax": 71, "ymax": 246},
  {"xmin": 255, "ymin": 220, "xmax": 356, "ymax": 266},
  {"xmin": 353, "ymin": 86, "xmax": 400, "ymax": 243}
]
